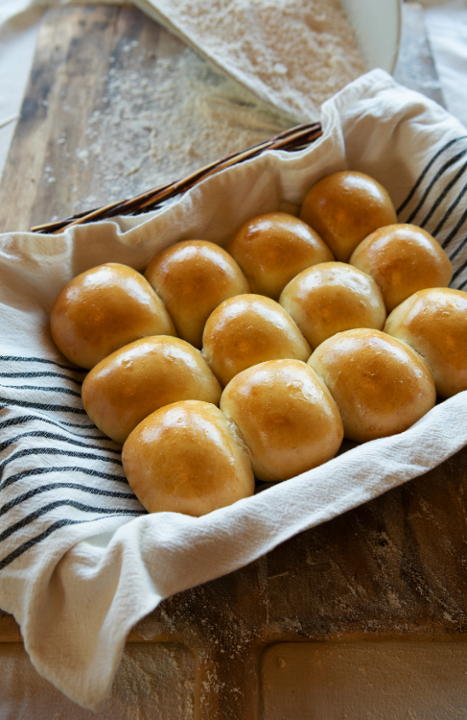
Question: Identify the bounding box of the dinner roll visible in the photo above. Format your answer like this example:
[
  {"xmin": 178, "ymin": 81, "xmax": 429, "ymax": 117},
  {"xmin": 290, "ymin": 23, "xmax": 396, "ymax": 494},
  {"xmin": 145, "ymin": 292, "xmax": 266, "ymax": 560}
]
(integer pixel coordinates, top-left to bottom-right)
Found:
[
  {"xmin": 279, "ymin": 262, "xmax": 386, "ymax": 349},
  {"xmin": 226, "ymin": 212, "xmax": 333, "ymax": 299},
  {"xmin": 308, "ymin": 328, "xmax": 436, "ymax": 442},
  {"xmin": 350, "ymin": 224, "xmax": 453, "ymax": 312},
  {"xmin": 82, "ymin": 336, "xmax": 221, "ymax": 443},
  {"xmin": 144, "ymin": 240, "xmax": 250, "ymax": 348},
  {"xmin": 299, "ymin": 171, "xmax": 397, "ymax": 262},
  {"xmin": 51, "ymin": 263, "xmax": 176, "ymax": 369},
  {"xmin": 384, "ymin": 288, "xmax": 467, "ymax": 398},
  {"xmin": 122, "ymin": 400, "xmax": 255, "ymax": 516},
  {"xmin": 220, "ymin": 359, "xmax": 343, "ymax": 482},
  {"xmin": 202, "ymin": 294, "xmax": 311, "ymax": 387}
]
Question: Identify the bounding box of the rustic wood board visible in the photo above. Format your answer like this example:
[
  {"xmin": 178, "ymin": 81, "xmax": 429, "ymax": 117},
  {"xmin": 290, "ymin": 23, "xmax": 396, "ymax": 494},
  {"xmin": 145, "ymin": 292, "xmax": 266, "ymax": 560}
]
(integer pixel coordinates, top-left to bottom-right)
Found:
[{"xmin": 0, "ymin": 5, "xmax": 464, "ymax": 720}]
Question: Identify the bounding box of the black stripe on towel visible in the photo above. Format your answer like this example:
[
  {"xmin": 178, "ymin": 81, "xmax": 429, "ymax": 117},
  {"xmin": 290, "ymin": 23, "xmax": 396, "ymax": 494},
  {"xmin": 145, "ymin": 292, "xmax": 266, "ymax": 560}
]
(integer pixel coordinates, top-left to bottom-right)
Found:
[
  {"xmin": 0, "ymin": 414, "xmax": 101, "ymax": 433},
  {"xmin": 406, "ymin": 148, "xmax": 467, "ymax": 225},
  {"xmin": 0, "ymin": 431, "xmax": 121, "ymax": 455},
  {"xmin": 442, "ymin": 204, "xmax": 467, "ymax": 249},
  {"xmin": 397, "ymin": 136, "xmax": 467, "ymax": 215},
  {"xmin": 0, "ymin": 356, "xmax": 86, "ymax": 373},
  {"xmin": 0, "ymin": 396, "xmax": 86, "ymax": 414},
  {"xmin": 0, "ymin": 447, "xmax": 122, "ymax": 482},
  {"xmin": 451, "ymin": 256, "xmax": 467, "ymax": 283},
  {"xmin": 433, "ymin": 182, "xmax": 467, "ymax": 237},
  {"xmin": 0, "ymin": 500, "xmax": 142, "ymax": 546},
  {"xmin": 0, "ymin": 383, "xmax": 81, "ymax": 398},
  {"xmin": 0, "ymin": 514, "xmax": 141, "ymax": 571},
  {"xmin": 420, "ymin": 164, "xmax": 467, "ymax": 229},
  {"xmin": 1, "ymin": 483, "xmax": 137, "ymax": 517},
  {"xmin": 0, "ymin": 372, "xmax": 82, "ymax": 386},
  {"xmin": 1, "ymin": 466, "xmax": 128, "ymax": 492}
]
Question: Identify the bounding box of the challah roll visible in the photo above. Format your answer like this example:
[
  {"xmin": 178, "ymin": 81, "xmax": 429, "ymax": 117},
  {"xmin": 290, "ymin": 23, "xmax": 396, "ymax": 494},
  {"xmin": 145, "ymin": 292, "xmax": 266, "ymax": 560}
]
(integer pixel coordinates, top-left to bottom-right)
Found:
[
  {"xmin": 122, "ymin": 400, "xmax": 255, "ymax": 516},
  {"xmin": 51, "ymin": 263, "xmax": 176, "ymax": 369},
  {"xmin": 202, "ymin": 294, "xmax": 311, "ymax": 387},
  {"xmin": 308, "ymin": 328, "xmax": 436, "ymax": 442},
  {"xmin": 220, "ymin": 359, "xmax": 344, "ymax": 482},
  {"xmin": 279, "ymin": 262, "xmax": 386, "ymax": 349},
  {"xmin": 82, "ymin": 336, "xmax": 221, "ymax": 443},
  {"xmin": 226, "ymin": 212, "xmax": 333, "ymax": 299},
  {"xmin": 350, "ymin": 224, "xmax": 453, "ymax": 312},
  {"xmin": 144, "ymin": 240, "xmax": 250, "ymax": 348},
  {"xmin": 384, "ymin": 287, "xmax": 467, "ymax": 398},
  {"xmin": 299, "ymin": 171, "xmax": 397, "ymax": 262}
]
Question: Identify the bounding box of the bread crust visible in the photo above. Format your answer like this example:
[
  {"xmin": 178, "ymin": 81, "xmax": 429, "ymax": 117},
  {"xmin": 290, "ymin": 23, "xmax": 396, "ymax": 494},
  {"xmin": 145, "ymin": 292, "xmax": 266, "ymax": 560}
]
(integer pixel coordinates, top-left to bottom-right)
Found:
[
  {"xmin": 202, "ymin": 294, "xmax": 311, "ymax": 387},
  {"xmin": 299, "ymin": 171, "xmax": 397, "ymax": 262},
  {"xmin": 308, "ymin": 328, "xmax": 436, "ymax": 442},
  {"xmin": 82, "ymin": 336, "xmax": 221, "ymax": 443},
  {"xmin": 384, "ymin": 288, "xmax": 467, "ymax": 398},
  {"xmin": 280, "ymin": 261, "xmax": 386, "ymax": 349},
  {"xmin": 350, "ymin": 224, "xmax": 453, "ymax": 312},
  {"xmin": 226, "ymin": 212, "xmax": 333, "ymax": 299},
  {"xmin": 145, "ymin": 240, "xmax": 250, "ymax": 348},
  {"xmin": 51, "ymin": 263, "xmax": 176, "ymax": 369},
  {"xmin": 122, "ymin": 400, "xmax": 255, "ymax": 516}
]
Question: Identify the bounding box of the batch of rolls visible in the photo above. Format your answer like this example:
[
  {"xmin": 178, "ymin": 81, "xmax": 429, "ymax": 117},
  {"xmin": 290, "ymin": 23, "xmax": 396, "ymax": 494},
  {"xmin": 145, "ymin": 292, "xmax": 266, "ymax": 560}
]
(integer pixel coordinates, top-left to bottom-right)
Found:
[{"xmin": 50, "ymin": 170, "xmax": 467, "ymax": 517}]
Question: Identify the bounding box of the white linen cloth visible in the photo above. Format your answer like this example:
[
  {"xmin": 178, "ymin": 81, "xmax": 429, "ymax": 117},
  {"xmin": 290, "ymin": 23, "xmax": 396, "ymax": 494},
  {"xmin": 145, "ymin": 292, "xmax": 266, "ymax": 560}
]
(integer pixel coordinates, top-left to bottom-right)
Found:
[{"xmin": 1, "ymin": 69, "xmax": 467, "ymax": 710}]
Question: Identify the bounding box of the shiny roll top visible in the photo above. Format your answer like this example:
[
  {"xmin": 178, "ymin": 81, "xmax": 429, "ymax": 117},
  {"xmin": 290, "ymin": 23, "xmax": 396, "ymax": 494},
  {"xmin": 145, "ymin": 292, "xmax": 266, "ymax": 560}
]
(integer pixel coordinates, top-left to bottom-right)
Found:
[
  {"xmin": 202, "ymin": 294, "xmax": 311, "ymax": 387},
  {"xmin": 308, "ymin": 328, "xmax": 437, "ymax": 443},
  {"xmin": 51, "ymin": 263, "xmax": 176, "ymax": 369},
  {"xmin": 122, "ymin": 400, "xmax": 255, "ymax": 516},
  {"xmin": 299, "ymin": 170, "xmax": 397, "ymax": 262},
  {"xmin": 226, "ymin": 212, "xmax": 333, "ymax": 300},
  {"xmin": 145, "ymin": 240, "xmax": 250, "ymax": 348}
]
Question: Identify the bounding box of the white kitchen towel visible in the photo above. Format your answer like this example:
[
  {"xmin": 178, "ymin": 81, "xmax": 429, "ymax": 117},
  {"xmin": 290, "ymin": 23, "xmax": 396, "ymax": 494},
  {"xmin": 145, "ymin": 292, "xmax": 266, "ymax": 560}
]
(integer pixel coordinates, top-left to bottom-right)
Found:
[{"xmin": 1, "ymin": 69, "xmax": 467, "ymax": 711}]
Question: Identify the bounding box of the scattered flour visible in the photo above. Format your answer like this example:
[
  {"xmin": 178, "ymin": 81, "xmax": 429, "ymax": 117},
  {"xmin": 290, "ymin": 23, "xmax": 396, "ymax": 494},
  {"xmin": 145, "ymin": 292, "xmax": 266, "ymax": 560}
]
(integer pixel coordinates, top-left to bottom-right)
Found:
[
  {"xmin": 72, "ymin": 46, "xmax": 289, "ymax": 214},
  {"xmin": 69, "ymin": 0, "xmax": 367, "ymax": 215},
  {"xmin": 139, "ymin": 0, "xmax": 368, "ymax": 121}
]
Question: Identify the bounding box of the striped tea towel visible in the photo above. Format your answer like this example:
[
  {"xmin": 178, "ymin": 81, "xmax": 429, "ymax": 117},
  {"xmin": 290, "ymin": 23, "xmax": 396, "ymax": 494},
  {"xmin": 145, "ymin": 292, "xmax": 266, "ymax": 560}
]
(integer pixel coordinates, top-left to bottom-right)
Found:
[{"xmin": 0, "ymin": 69, "xmax": 467, "ymax": 711}]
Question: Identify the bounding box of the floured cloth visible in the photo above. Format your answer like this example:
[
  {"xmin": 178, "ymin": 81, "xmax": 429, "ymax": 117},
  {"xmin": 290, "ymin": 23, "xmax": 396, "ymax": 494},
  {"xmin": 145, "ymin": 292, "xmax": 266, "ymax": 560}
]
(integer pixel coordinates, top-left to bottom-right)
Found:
[
  {"xmin": 1, "ymin": 70, "xmax": 467, "ymax": 711},
  {"xmin": 133, "ymin": 0, "xmax": 367, "ymax": 123}
]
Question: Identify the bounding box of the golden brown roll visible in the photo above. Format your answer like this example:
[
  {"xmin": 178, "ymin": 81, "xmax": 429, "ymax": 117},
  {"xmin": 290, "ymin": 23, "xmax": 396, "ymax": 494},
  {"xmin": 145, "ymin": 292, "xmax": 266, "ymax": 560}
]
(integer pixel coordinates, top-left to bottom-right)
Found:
[
  {"xmin": 82, "ymin": 336, "xmax": 221, "ymax": 443},
  {"xmin": 279, "ymin": 262, "xmax": 386, "ymax": 349},
  {"xmin": 349, "ymin": 224, "xmax": 453, "ymax": 312},
  {"xmin": 225, "ymin": 212, "xmax": 333, "ymax": 299},
  {"xmin": 202, "ymin": 294, "xmax": 311, "ymax": 387},
  {"xmin": 50, "ymin": 263, "xmax": 176, "ymax": 369},
  {"xmin": 122, "ymin": 400, "xmax": 255, "ymax": 516},
  {"xmin": 384, "ymin": 288, "xmax": 467, "ymax": 398},
  {"xmin": 299, "ymin": 171, "xmax": 397, "ymax": 262},
  {"xmin": 220, "ymin": 359, "xmax": 344, "ymax": 482},
  {"xmin": 308, "ymin": 328, "xmax": 436, "ymax": 442},
  {"xmin": 144, "ymin": 240, "xmax": 250, "ymax": 348}
]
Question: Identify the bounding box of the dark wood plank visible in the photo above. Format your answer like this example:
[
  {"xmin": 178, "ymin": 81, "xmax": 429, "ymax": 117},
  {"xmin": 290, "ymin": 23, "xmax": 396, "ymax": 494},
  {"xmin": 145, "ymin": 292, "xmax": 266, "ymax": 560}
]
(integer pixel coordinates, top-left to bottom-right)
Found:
[{"xmin": 0, "ymin": 6, "xmax": 121, "ymax": 233}]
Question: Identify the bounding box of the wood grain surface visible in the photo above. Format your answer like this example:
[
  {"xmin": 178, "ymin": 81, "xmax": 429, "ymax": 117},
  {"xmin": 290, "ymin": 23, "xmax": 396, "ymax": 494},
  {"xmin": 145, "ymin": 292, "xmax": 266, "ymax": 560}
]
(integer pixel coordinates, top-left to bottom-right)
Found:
[{"xmin": 0, "ymin": 5, "xmax": 463, "ymax": 720}]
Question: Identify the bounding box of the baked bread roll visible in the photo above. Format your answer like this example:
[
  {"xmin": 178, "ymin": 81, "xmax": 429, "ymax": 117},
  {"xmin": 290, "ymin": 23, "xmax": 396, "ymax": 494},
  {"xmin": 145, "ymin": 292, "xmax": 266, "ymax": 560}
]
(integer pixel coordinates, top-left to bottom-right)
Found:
[
  {"xmin": 299, "ymin": 171, "xmax": 397, "ymax": 262},
  {"xmin": 279, "ymin": 262, "xmax": 386, "ymax": 349},
  {"xmin": 308, "ymin": 328, "xmax": 436, "ymax": 442},
  {"xmin": 202, "ymin": 294, "xmax": 311, "ymax": 387},
  {"xmin": 82, "ymin": 336, "xmax": 221, "ymax": 443},
  {"xmin": 350, "ymin": 224, "xmax": 453, "ymax": 312},
  {"xmin": 51, "ymin": 263, "xmax": 176, "ymax": 369},
  {"xmin": 220, "ymin": 359, "xmax": 344, "ymax": 482},
  {"xmin": 384, "ymin": 288, "xmax": 467, "ymax": 398},
  {"xmin": 225, "ymin": 212, "xmax": 333, "ymax": 299},
  {"xmin": 144, "ymin": 240, "xmax": 250, "ymax": 348},
  {"xmin": 122, "ymin": 400, "xmax": 255, "ymax": 516}
]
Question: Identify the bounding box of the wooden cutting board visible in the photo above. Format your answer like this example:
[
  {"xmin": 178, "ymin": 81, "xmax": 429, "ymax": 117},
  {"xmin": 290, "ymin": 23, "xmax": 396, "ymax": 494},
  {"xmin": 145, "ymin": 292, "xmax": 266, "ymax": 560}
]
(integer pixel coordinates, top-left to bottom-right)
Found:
[{"xmin": 2, "ymin": 5, "xmax": 465, "ymax": 720}]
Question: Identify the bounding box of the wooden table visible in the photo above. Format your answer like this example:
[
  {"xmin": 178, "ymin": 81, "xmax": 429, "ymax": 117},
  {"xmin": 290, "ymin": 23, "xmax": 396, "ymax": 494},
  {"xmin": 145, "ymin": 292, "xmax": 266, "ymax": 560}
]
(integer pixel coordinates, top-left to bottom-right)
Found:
[{"xmin": 2, "ymin": 5, "xmax": 467, "ymax": 719}]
